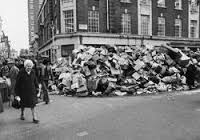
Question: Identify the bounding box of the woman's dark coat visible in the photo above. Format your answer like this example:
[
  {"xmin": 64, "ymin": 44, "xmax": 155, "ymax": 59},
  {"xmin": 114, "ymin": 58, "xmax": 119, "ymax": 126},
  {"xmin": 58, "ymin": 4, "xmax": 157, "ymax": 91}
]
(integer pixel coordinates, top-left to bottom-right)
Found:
[{"xmin": 15, "ymin": 68, "xmax": 38, "ymax": 108}]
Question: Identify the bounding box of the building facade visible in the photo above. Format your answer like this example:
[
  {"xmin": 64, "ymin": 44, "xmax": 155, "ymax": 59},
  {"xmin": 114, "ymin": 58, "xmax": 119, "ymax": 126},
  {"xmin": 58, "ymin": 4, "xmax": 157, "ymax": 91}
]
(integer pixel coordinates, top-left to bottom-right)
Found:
[
  {"xmin": 0, "ymin": 17, "xmax": 11, "ymax": 59},
  {"xmin": 37, "ymin": 0, "xmax": 200, "ymax": 63},
  {"xmin": 28, "ymin": 0, "xmax": 44, "ymax": 44}
]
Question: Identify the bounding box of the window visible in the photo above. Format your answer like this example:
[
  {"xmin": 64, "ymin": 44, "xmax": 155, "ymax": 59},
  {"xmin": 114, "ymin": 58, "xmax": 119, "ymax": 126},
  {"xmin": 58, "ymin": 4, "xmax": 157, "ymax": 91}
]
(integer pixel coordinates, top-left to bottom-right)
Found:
[
  {"xmin": 62, "ymin": 0, "xmax": 73, "ymax": 3},
  {"xmin": 30, "ymin": 25, "xmax": 34, "ymax": 31},
  {"xmin": 120, "ymin": 0, "xmax": 131, "ymax": 3},
  {"xmin": 140, "ymin": 0, "xmax": 150, "ymax": 5},
  {"xmin": 29, "ymin": 0, "xmax": 34, "ymax": 3},
  {"xmin": 39, "ymin": 0, "xmax": 43, "ymax": 4},
  {"xmin": 122, "ymin": 13, "xmax": 131, "ymax": 34},
  {"xmin": 157, "ymin": 0, "xmax": 165, "ymax": 7},
  {"xmin": 190, "ymin": 20, "xmax": 197, "ymax": 38},
  {"xmin": 61, "ymin": 45, "xmax": 74, "ymax": 57},
  {"xmin": 30, "ymin": 15, "xmax": 34, "ymax": 21},
  {"xmin": 63, "ymin": 10, "xmax": 74, "ymax": 33},
  {"xmin": 158, "ymin": 17, "xmax": 165, "ymax": 36},
  {"xmin": 141, "ymin": 15, "xmax": 150, "ymax": 35},
  {"xmin": 29, "ymin": 4, "xmax": 34, "ymax": 9},
  {"xmin": 175, "ymin": 19, "xmax": 182, "ymax": 37},
  {"xmin": 190, "ymin": 1, "xmax": 198, "ymax": 14},
  {"xmin": 175, "ymin": 0, "xmax": 182, "ymax": 10},
  {"xmin": 88, "ymin": 10, "xmax": 99, "ymax": 32},
  {"xmin": 29, "ymin": 10, "xmax": 34, "ymax": 15}
]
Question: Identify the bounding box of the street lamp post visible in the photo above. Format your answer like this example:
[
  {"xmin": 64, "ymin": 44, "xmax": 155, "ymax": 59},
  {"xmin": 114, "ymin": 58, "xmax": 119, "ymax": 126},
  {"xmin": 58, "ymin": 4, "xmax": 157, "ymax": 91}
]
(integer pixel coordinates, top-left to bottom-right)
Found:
[{"xmin": 51, "ymin": 23, "xmax": 56, "ymax": 63}]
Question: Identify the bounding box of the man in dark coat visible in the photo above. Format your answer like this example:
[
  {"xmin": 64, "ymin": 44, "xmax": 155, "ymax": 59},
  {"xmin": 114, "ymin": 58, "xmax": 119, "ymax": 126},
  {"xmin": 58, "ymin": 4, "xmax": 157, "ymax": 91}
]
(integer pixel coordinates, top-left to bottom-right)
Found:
[
  {"xmin": 39, "ymin": 59, "xmax": 51, "ymax": 104},
  {"xmin": 15, "ymin": 59, "xmax": 39, "ymax": 123},
  {"xmin": 185, "ymin": 61, "xmax": 197, "ymax": 89}
]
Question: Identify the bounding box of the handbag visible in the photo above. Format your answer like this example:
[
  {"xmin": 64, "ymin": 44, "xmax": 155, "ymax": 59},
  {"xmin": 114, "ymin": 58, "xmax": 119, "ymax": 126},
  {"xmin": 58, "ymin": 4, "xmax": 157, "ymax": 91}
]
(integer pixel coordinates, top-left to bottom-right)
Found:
[{"xmin": 12, "ymin": 98, "xmax": 21, "ymax": 109}]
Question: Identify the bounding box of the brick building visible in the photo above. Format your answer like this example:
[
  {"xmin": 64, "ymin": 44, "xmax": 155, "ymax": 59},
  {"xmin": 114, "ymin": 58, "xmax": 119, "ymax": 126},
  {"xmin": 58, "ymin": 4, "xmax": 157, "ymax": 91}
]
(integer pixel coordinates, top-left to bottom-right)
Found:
[
  {"xmin": 37, "ymin": 0, "xmax": 200, "ymax": 63},
  {"xmin": 28, "ymin": 0, "xmax": 44, "ymax": 44}
]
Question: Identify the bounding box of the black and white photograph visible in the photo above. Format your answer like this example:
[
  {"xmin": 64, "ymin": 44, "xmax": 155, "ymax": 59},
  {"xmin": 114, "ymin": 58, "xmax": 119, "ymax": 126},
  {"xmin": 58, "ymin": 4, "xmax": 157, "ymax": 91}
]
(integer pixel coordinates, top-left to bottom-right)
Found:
[{"xmin": 2, "ymin": 0, "xmax": 200, "ymax": 139}]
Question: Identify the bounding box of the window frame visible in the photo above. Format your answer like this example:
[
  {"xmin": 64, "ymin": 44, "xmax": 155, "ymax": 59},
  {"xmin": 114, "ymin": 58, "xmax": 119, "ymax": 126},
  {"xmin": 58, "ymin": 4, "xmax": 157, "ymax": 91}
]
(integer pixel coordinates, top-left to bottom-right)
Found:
[
  {"xmin": 63, "ymin": 10, "xmax": 74, "ymax": 33},
  {"xmin": 140, "ymin": 15, "xmax": 150, "ymax": 35},
  {"xmin": 157, "ymin": 17, "xmax": 165, "ymax": 36},
  {"xmin": 120, "ymin": 0, "xmax": 131, "ymax": 3},
  {"xmin": 62, "ymin": 0, "xmax": 73, "ymax": 3},
  {"xmin": 157, "ymin": 0, "xmax": 165, "ymax": 8},
  {"xmin": 88, "ymin": 10, "xmax": 99, "ymax": 33},
  {"xmin": 190, "ymin": 20, "xmax": 197, "ymax": 38},
  {"xmin": 175, "ymin": 0, "xmax": 182, "ymax": 10},
  {"xmin": 174, "ymin": 18, "xmax": 182, "ymax": 37}
]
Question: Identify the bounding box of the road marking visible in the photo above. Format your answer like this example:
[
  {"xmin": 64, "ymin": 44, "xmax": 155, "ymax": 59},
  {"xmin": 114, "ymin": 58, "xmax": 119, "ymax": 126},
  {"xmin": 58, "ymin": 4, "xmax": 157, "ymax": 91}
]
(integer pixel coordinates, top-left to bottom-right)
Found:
[{"xmin": 77, "ymin": 131, "xmax": 88, "ymax": 137}]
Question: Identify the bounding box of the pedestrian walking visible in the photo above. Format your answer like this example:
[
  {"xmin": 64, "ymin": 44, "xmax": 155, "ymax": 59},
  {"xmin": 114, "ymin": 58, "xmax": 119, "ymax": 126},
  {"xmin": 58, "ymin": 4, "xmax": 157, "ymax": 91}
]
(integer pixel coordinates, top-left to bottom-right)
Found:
[
  {"xmin": 0, "ymin": 60, "xmax": 10, "ymax": 102},
  {"xmin": 39, "ymin": 59, "xmax": 51, "ymax": 104},
  {"xmin": 8, "ymin": 59, "xmax": 19, "ymax": 101},
  {"xmin": 15, "ymin": 59, "xmax": 39, "ymax": 123}
]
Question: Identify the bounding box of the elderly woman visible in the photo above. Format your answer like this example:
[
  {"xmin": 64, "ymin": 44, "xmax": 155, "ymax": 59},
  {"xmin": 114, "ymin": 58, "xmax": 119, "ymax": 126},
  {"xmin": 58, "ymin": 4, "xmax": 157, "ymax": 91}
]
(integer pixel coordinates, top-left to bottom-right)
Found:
[{"xmin": 15, "ymin": 59, "xmax": 39, "ymax": 123}]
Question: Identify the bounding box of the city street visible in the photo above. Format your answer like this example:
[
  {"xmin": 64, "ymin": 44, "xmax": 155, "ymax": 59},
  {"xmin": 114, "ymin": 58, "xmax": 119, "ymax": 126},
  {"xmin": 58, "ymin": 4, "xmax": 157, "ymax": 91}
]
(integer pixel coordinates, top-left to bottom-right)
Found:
[{"xmin": 1, "ymin": 90, "xmax": 200, "ymax": 140}]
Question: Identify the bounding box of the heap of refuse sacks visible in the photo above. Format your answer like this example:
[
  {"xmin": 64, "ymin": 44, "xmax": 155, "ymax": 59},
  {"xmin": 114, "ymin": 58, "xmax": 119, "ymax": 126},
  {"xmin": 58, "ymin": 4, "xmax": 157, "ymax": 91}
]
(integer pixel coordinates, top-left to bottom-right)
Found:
[{"xmin": 54, "ymin": 44, "xmax": 200, "ymax": 97}]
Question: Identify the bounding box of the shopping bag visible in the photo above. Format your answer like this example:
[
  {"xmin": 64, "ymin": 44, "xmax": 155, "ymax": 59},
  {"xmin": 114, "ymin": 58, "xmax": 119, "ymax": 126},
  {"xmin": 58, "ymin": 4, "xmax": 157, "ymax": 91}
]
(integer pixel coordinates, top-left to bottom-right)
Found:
[{"xmin": 12, "ymin": 97, "xmax": 21, "ymax": 109}]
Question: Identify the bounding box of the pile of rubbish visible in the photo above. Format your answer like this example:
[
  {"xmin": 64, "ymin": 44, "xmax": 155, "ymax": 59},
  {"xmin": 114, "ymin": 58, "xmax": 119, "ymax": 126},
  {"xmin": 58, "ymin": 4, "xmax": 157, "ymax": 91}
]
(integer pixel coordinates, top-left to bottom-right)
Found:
[{"xmin": 52, "ymin": 44, "xmax": 200, "ymax": 97}]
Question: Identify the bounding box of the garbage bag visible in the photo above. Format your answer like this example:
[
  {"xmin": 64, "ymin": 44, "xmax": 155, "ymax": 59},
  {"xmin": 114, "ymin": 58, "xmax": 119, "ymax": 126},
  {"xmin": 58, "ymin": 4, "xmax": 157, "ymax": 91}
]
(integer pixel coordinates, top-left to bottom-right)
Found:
[
  {"xmin": 114, "ymin": 91, "xmax": 127, "ymax": 96},
  {"xmin": 96, "ymin": 78, "xmax": 109, "ymax": 93},
  {"xmin": 87, "ymin": 78, "xmax": 99, "ymax": 91},
  {"xmin": 149, "ymin": 76, "xmax": 160, "ymax": 84},
  {"xmin": 86, "ymin": 60, "xmax": 97, "ymax": 70},
  {"xmin": 162, "ymin": 76, "xmax": 172, "ymax": 84},
  {"xmin": 104, "ymin": 82, "xmax": 115, "ymax": 96},
  {"xmin": 156, "ymin": 82, "xmax": 168, "ymax": 92},
  {"xmin": 83, "ymin": 66, "xmax": 91, "ymax": 76}
]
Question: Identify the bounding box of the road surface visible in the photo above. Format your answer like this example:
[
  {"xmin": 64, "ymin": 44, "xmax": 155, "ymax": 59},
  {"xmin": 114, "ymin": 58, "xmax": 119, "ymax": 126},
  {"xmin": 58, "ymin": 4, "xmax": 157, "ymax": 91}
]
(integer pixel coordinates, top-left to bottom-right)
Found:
[{"xmin": 1, "ymin": 90, "xmax": 200, "ymax": 140}]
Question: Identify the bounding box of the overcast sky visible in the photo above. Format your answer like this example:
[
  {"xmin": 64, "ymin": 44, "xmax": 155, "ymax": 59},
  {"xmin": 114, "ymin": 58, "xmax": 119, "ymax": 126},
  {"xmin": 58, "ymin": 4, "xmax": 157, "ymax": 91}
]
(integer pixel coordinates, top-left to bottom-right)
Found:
[{"xmin": 0, "ymin": 0, "xmax": 29, "ymax": 52}]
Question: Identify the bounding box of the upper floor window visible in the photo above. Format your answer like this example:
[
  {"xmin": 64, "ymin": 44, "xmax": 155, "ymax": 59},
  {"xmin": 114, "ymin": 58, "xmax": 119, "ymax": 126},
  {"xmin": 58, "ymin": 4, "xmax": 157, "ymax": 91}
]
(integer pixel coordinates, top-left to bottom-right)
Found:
[
  {"xmin": 141, "ymin": 15, "xmax": 150, "ymax": 35},
  {"xmin": 158, "ymin": 16, "xmax": 165, "ymax": 36},
  {"xmin": 29, "ymin": 4, "xmax": 34, "ymax": 10},
  {"xmin": 122, "ymin": 12, "xmax": 131, "ymax": 34},
  {"xmin": 120, "ymin": 0, "xmax": 131, "ymax": 3},
  {"xmin": 88, "ymin": 9, "xmax": 99, "ymax": 32},
  {"xmin": 30, "ymin": 15, "xmax": 34, "ymax": 21},
  {"xmin": 157, "ymin": 0, "xmax": 165, "ymax": 7},
  {"xmin": 175, "ymin": 18, "xmax": 182, "ymax": 37},
  {"xmin": 140, "ymin": 0, "xmax": 150, "ymax": 5},
  {"xmin": 175, "ymin": 0, "xmax": 182, "ymax": 10},
  {"xmin": 190, "ymin": 20, "xmax": 197, "ymax": 38},
  {"xmin": 63, "ymin": 10, "xmax": 74, "ymax": 33},
  {"xmin": 62, "ymin": 0, "xmax": 73, "ymax": 3},
  {"xmin": 29, "ymin": 0, "xmax": 34, "ymax": 3},
  {"xmin": 190, "ymin": 1, "xmax": 198, "ymax": 14}
]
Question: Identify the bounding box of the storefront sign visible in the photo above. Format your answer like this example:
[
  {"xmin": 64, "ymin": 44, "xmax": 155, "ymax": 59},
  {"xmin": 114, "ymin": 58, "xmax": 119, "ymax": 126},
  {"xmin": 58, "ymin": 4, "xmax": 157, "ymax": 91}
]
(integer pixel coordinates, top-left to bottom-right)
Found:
[{"xmin": 79, "ymin": 24, "xmax": 88, "ymax": 30}]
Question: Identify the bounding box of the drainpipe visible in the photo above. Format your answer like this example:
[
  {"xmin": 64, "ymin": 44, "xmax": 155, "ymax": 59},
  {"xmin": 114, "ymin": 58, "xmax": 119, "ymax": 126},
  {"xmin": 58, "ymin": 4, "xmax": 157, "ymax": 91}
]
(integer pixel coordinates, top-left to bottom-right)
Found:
[{"xmin": 107, "ymin": 0, "xmax": 109, "ymax": 31}]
